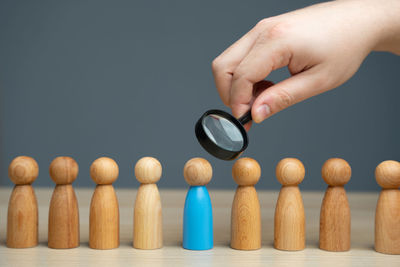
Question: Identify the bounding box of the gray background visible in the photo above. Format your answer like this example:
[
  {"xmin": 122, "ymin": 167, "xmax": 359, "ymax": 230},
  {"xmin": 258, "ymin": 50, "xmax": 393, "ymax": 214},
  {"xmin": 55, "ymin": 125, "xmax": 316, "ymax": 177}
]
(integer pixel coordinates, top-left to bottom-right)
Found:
[{"xmin": 0, "ymin": 0, "xmax": 399, "ymax": 191}]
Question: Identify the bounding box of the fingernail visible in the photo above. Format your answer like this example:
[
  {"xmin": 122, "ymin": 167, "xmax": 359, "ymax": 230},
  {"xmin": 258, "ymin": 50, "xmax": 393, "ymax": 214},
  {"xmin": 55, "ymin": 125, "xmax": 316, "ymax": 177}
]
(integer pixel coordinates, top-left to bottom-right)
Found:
[{"xmin": 255, "ymin": 104, "xmax": 271, "ymax": 123}]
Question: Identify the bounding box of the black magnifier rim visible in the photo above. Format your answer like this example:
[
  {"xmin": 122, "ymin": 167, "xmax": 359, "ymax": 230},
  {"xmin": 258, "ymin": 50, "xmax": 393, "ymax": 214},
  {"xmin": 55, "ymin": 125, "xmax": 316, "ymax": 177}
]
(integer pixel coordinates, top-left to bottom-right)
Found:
[{"xmin": 195, "ymin": 109, "xmax": 249, "ymax": 161}]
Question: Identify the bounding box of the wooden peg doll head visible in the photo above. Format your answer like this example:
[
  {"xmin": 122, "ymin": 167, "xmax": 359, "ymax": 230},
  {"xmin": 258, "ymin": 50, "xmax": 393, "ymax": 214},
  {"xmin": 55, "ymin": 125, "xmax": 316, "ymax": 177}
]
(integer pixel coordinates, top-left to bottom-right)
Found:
[
  {"xmin": 232, "ymin": 157, "xmax": 261, "ymax": 186},
  {"xmin": 49, "ymin": 156, "xmax": 79, "ymax": 185},
  {"xmin": 183, "ymin": 158, "xmax": 212, "ymax": 186},
  {"xmin": 90, "ymin": 157, "xmax": 119, "ymax": 185},
  {"xmin": 276, "ymin": 158, "xmax": 305, "ymax": 186},
  {"xmin": 321, "ymin": 158, "xmax": 351, "ymax": 186},
  {"xmin": 134, "ymin": 157, "xmax": 162, "ymax": 184},
  {"xmin": 375, "ymin": 160, "xmax": 400, "ymax": 189},
  {"xmin": 9, "ymin": 156, "xmax": 39, "ymax": 185}
]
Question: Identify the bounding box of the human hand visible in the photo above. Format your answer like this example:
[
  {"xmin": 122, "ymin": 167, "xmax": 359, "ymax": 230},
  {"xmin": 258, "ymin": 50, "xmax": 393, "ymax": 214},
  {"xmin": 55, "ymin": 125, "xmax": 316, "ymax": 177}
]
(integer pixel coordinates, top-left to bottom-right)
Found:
[{"xmin": 212, "ymin": 0, "xmax": 400, "ymax": 127}]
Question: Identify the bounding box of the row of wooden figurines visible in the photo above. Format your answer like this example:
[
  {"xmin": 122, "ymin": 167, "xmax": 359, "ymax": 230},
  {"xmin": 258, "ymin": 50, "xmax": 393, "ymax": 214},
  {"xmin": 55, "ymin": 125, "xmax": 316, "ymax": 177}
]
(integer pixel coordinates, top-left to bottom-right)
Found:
[{"xmin": 5, "ymin": 155, "xmax": 400, "ymax": 254}]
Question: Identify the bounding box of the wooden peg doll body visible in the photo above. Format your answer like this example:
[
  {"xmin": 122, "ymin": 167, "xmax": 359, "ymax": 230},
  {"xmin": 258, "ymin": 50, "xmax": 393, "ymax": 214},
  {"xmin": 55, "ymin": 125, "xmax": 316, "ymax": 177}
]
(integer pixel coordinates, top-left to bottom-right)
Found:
[
  {"xmin": 89, "ymin": 157, "xmax": 120, "ymax": 249},
  {"xmin": 319, "ymin": 158, "xmax": 351, "ymax": 251},
  {"xmin": 274, "ymin": 158, "xmax": 306, "ymax": 251},
  {"xmin": 133, "ymin": 157, "xmax": 163, "ymax": 249},
  {"xmin": 7, "ymin": 156, "xmax": 39, "ymax": 248},
  {"xmin": 48, "ymin": 156, "xmax": 80, "ymax": 249},
  {"xmin": 231, "ymin": 157, "xmax": 261, "ymax": 250},
  {"xmin": 374, "ymin": 160, "xmax": 400, "ymax": 254}
]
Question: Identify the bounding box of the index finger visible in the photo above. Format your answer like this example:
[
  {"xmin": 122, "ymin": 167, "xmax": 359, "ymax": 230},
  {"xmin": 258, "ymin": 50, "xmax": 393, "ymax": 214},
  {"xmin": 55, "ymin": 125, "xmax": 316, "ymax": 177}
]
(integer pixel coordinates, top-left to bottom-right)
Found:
[{"xmin": 211, "ymin": 21, "xmax": 268, "ymax": 106}]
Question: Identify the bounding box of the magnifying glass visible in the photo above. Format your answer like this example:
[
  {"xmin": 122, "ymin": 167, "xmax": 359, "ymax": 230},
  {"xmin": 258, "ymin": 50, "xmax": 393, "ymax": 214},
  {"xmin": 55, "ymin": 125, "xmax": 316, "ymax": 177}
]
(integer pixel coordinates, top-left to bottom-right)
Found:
[{"xmin": 195, "ymin": 109, "xmax": 252, "ymax": 160}]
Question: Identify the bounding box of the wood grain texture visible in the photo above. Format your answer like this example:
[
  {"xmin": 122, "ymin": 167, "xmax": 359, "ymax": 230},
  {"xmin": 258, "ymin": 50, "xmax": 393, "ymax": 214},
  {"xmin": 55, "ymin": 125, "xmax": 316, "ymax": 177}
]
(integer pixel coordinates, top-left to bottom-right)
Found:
[
  {"xmin": 375, "ymin": 160, "xmax": 400, "ymax": 189},
  {"xmin": 8, "ymin": 156, "xmax": 39, "ymax": 185},
  {"xmin": 275, "ymin": 158, "xmax": 305, "ymax": 186},
  {"xmin": 90, "ymin": 157, "xmax": 119, "ymax": 185},
  {"xmin": 321, "ymin": 158, "xmax": 351, "ymax": 186},
  {"xmin": 134, "ymin": 157, "xmax": 162, "ymax": 184},
  {"xmin": 231, "ymin": 186, "xmax": 261, "ymax": 250},
  {"xmin": 133, "ymin": 184, "xmax": 163, "ymax": 249},
  {"xmin": 48, "ymin": 184, "xmax": 80, "ymax": 248},
  {"xmin": 89, "ymin": 185, "xmax": 119, "ymax": 249},
  {"xmin": 6, "ymin": 185, "xmax": 38, "ymax": 248},
  {"xmin": 232, "ymin": 158, "xmax": 261, "ymax": 186},
  {"xmin": 49, "ymin": 157, "xmax": 79, "ymax": 185},
  {"xmin": 375, "ymin": 189, "xmax": 400, "ymax": 254},
  {"xmin": 274, "ymin": 186, "xmax": 305, "ymax": 251},
  {"xmin": 319, "ymin": 186, "xmax": 351, "ymax": 251}
]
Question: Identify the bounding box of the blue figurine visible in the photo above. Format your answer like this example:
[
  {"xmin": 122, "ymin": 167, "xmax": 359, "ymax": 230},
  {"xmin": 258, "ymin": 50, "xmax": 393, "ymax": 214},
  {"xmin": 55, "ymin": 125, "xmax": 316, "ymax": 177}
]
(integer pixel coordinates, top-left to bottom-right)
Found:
[{"xmin": 183, "ymin": 158, "xmax": 213, "ymax": 250}]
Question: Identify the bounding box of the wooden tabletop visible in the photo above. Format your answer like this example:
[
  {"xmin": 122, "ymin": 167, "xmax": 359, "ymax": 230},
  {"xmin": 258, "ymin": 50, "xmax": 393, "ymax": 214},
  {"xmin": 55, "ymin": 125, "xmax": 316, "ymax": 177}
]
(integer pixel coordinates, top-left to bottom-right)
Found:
[{"xmin": 0, "ymin": 187, "xmax": 398, "ymax": 266}]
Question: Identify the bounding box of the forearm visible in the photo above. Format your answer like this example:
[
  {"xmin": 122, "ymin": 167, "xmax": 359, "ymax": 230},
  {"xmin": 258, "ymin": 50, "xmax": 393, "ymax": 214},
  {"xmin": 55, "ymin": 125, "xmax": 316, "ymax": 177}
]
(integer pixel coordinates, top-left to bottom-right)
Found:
[{"xmin": 369, "ymin": 0, "xmax": 400, "ymax": 55}]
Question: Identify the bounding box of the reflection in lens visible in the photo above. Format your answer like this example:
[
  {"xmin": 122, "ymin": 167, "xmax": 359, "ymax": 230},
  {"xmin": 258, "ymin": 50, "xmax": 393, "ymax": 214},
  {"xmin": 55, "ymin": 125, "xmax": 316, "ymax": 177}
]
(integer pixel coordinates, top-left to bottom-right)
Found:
[{"xmin": 202, "ymin": 114, "xmax": 244, "ymax": 151}]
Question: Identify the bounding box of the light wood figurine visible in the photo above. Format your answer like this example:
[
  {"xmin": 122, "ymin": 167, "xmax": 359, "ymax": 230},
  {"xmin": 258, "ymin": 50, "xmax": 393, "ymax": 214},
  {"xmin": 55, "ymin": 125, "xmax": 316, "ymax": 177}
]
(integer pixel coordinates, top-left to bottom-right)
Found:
[
  {"xmin": 375, "ymin": 160, "xmax": 400, "ymax": 254},
  {"xmin": 274, "ymin": 158, "xmax": 305, "ymax": 251},
  {"xmin": 48, "ymin": 156, "xmax": 80, "ymax": 249},
  {"xmin": 231, "ymin": 157, "xmax": 261, "ymax": 250},
  {"xmin": 89, "ymin": 157, "xmax": 120, "ymax": 249},
  {"xmin": 133, "ymin": 157, "xmax": 163, "ymax": 249},
  {"xmin": 319, "ymin": 158, "xmax": 351, "ymax": 251},
  {"xmin": 7, "ymin": 156, "xmax": 39, "ymax": 248}
]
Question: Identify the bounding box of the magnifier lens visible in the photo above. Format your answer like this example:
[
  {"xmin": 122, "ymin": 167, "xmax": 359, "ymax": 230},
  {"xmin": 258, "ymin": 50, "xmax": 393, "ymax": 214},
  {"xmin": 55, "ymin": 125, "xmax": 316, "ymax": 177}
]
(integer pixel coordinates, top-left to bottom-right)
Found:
[{"xmin": 201, "ymin": 114, "xmax": 244, "ymax": 152}]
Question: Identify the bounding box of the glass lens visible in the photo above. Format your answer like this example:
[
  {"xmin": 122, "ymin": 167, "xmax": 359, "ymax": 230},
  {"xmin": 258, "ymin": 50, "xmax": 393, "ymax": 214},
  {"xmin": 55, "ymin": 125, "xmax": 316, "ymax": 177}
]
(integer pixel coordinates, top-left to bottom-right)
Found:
[{"xmin": 202, "ymin": 114, "xmax": 244, "ymax": 151}]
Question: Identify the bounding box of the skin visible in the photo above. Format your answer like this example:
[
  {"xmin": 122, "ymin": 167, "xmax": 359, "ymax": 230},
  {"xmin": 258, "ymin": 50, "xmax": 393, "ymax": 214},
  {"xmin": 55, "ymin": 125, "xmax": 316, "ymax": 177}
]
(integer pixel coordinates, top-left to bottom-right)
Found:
[{"xmin": 212, "ymin": 0, "xmax": 400, "ymax": 129}]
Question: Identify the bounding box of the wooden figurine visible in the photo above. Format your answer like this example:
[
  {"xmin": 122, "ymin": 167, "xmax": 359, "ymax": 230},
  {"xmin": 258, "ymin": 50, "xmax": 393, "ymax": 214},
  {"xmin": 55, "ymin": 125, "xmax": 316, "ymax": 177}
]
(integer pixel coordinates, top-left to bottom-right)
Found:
[
  {"xmin": 375, "ymin": 160, "xmax": 400, "ymax": 254},
  {"xmin": 183, "ymin": 157, "xmax": 213, "ymax": 250},
  {"xmin": 231, "ymin": 157, "xmax": 261, "ymax": 250},
  {"xmin": 7, "ymin": 156, "xmax": 39, "ymax": 248},
  {"xmin": 89, "ymin": 157, "xmax": 120, "ymax": 249},
  {"xmin": 274, "ymin": 158, "xmax": 306, "ymax": 251},
  {"xmin": 133, "ymin": 157, "xmax": 163, "ymax": 249},
  {"xmin": 48, "ymin": 156, "xmax": 80, "ymax": 249},
  {"xmin": 319, "ymin": 158, "xmax": 351, "ymax": 251}
]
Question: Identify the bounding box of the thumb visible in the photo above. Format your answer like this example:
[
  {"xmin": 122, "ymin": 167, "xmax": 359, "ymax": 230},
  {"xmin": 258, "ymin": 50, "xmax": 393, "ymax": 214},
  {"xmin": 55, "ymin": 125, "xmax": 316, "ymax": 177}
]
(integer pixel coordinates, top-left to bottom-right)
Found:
[
  {"xmin": 251, "ymin": 68, "xmax": 327, "ymax": 123},
  {"xmin": 231, "ymin": 80, "xmax": 275, "ymax": 131}
]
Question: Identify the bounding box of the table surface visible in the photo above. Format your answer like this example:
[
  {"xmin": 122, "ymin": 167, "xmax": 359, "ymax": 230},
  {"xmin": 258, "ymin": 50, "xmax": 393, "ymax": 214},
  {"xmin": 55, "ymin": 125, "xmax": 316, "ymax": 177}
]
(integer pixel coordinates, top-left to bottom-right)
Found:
[{"xmin": 0, "ymin": 187, "xmax": 398, "ymax": 267}]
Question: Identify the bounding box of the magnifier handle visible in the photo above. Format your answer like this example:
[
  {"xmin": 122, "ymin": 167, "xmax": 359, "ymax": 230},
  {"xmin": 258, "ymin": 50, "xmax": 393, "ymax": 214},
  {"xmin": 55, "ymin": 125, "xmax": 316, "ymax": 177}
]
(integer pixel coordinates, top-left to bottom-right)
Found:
[{"xmin": 238, "ymin": 110, "xmax": 252, "ymax": 125}]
